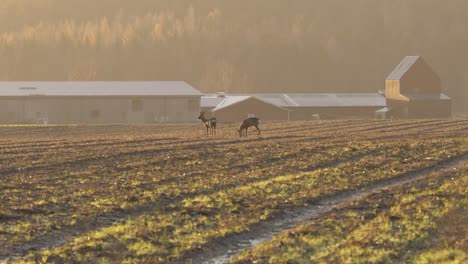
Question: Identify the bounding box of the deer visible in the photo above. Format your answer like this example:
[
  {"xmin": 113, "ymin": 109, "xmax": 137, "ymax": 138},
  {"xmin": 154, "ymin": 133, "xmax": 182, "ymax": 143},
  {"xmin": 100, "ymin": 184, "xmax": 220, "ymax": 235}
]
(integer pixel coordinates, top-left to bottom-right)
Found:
[
  {"xmin": 197, "ymin": 112, "xmax": 217, "ymax": 136},
  {"xmin": 237, "ymin": 117, "xmax": 261, "ymax": 138}
]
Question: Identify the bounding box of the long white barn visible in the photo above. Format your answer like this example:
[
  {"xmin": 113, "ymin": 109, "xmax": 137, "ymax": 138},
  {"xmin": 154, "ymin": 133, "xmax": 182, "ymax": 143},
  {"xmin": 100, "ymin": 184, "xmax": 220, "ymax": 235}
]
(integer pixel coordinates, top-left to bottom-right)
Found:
[
  {"xmin": 201, "ymin": 93, "xmax": 386, "ymax": 121},
  {"xmin": 0, "ymin": 81, "xmax": 201, "ymax": 124}
]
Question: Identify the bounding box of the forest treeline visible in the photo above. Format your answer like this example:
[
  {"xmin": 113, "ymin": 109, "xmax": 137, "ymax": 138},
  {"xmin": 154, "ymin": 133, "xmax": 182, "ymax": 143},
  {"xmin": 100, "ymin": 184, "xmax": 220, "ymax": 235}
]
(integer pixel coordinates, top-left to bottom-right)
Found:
[{"xmin": 0, "ymin": 0, "xmax": 466, "ymax": 112}]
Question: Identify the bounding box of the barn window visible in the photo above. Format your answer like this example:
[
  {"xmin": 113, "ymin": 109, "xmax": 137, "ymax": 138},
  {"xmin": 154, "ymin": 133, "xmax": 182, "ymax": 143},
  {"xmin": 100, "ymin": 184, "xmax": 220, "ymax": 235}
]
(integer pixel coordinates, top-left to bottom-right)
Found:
[
  {"xmin": 132, "ymin": 99, "xmax": 143, "ymax": 112},
  {"xmin": 248, "ymin": 113, "xmax": 255, "ymax": 118},
  {"xmin": 90, "ymin": 110, "xmax": 100, "ymax": 119}
]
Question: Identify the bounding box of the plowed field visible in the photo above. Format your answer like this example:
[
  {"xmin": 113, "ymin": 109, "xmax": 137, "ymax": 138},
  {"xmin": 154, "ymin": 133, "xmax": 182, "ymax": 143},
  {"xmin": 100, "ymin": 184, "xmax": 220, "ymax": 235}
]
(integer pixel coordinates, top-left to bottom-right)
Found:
[{"xmin": 0, "ymin": 119, "xmax": 466, "ymax": 263}]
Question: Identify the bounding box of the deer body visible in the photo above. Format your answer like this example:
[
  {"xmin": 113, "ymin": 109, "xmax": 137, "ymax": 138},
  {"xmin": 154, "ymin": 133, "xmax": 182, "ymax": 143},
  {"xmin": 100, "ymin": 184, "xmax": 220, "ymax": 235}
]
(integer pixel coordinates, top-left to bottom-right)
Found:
[
  {"xmin": 198, "ymin": 112, "xmax": 217, "ymax": 136},
  {"xmin": 237, "ymin": 117, "xmax": 261, "ymax": 138}
]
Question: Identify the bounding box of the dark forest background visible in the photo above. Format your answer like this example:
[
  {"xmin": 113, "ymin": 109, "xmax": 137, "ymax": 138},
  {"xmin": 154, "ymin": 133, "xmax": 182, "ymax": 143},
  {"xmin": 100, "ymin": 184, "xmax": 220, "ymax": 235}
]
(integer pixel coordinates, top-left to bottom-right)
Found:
[{"xmin": 0, "ymin": 0, "xmax": 466, "ymax": 113}]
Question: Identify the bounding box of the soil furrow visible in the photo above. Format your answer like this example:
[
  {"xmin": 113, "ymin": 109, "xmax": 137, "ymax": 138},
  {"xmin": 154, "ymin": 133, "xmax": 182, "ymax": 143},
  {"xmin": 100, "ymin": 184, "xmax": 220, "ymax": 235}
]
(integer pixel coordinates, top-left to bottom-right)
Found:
[
  {"xmin": 2, "ymin": 147, "xmax": 388, "ymax": 258},
  {"xmin": 185, "ymin": 153, "xmax": 468, "ymax": 264}
]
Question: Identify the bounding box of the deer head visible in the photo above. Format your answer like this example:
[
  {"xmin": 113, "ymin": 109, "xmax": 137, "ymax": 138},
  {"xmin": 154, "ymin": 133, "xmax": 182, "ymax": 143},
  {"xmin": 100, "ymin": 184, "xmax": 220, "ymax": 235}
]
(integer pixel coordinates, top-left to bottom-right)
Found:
[
  {"xmin": 197, "ymin": 112, "xmax": 205, "ymax": 120},
  {"xmin": 236, "ymin": 128, "xmax": 242, "ymax": 138}
]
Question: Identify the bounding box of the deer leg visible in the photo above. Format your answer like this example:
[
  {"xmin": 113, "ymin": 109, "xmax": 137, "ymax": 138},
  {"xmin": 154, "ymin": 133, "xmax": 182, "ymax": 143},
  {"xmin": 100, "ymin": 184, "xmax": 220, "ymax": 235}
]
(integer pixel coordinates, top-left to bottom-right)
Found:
[{"xmin": 252, "ymin": 125, "xmax": 260, "ymax": 137}]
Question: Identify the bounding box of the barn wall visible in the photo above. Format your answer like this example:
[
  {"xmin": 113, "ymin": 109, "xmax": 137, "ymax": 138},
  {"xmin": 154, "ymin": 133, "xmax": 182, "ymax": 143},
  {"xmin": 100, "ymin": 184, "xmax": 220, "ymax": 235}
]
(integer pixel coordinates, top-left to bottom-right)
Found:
[
  {"xmin": 387, "ymin": 99, "xmax": 452, "ymax": 118},
  {"xmin": 408, "ymin": 100, "xmax": 452, "ymax": 118},
  {"xmin": 400, "ymin": 59, "xmax": 442, "ymax": 95},
  {"xmin": 141, "ymin": 97, "xmax": 199, "ymax": 123},
  {"xmin": 385, "ymin": 80, "xmax": 408, "ymax": 101},
  {"xmin": 0, "ymin": 99, "xmax": 20, "ymax": 123},
  {"xmin": 0, "ymin": 96, "xmax": 200, "ymax": 124},
  {"xmin": 213, "ymin": 99, "xmax": 289, "ymax": 122},
  {"xmin": 288, "ymin": 106, "xmax": 383, "ymax": 120},
  {"xmin": 386, "ymin": 99, "xmax": 409, "ymax": 118}
]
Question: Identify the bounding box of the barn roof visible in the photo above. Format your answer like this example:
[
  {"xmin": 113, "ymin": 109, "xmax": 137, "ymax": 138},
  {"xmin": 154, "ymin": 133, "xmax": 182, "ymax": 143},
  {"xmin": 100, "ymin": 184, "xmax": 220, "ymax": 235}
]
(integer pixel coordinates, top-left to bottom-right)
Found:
[
  {"xmin": 203, "ymin": 93, "xmax": 386, "ymax": 109},
  {"xmin": 211, "ymin": 96, "xmax": 252, "ymax": 112},
  {"xmin": 376, "ymin": 107, "xmax": 391, "ymax": 113},
  {"xmin": 200, "ymin": 95, "xmax": 226, "ymax": 108},
  {"xmin": 386, "ymin": 56, "xmax": 420, "ymax": 80},
  {"xmin": 287, "ymin": 93, "xmax": 386, "ymax": 107},
  {"xmin": 0, "ymin": 81, "xmax": 202, "ymax": 97},
  {"xmin": 202, "ymin": 93, "xmax": 295, "ymax": 108},
  {"xmin": 405, "ymin": 93, "xmax": 451, "ymax": 100},
  {"xmin": 250, "ymin": 94, "xmax": 298, "ymax": 107},
  {"xmin": 211, "ymin": 95, "xmax": 289, "ymax": 112}
]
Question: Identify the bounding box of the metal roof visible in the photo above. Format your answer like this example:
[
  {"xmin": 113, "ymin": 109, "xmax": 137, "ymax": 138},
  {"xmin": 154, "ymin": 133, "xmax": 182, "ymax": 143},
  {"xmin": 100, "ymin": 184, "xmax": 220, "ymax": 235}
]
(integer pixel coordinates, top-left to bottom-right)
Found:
[
  {"xmin": 376, "ymin": 107, "xmax": 391, "ymax": 113},
  {"xmin": 251, "ymin": 94, "xmax": 297, "ymax": 107},
  {"xmin": 201, "ymin": 95, "xmax": 226, "ymax": 108},
  {"xmin": 202, "ymin": 93, "xmax": 386, "ymax": 109},
  {"xmin": 286, "ymin": 93, "xmax": 386, "ymax": 107},
  {"xmin": 203, "ymin": 93, "xmax": 295, "ymax": 108},
  {"xmin": 211, "ymin": 96, "xmax": 252, "ymax": 112},
  {"xmin": 0, "ymin": 81, "xmax": 202, "ymax": 97},
  {"xmin": 211, "ymin": 95, "xmax": 291, "ymax": 112},
  {"xmin": 386, "ymin": 56, "xmax": 420, "ymax": 80},
  {"xmin": 405, "ymin": 93, "xmax": 451, "ymax": 100}
]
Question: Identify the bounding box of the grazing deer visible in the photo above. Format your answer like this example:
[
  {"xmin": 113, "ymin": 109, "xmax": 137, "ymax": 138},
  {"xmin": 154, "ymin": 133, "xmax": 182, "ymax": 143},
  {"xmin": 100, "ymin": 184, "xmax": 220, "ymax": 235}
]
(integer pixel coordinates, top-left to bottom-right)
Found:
[
  {"xmin": 198, "ymin": 112, "xmax": 217, "ymax": 136},
  {"xmin": 237, "ymin": 117, "xmax": 261, "ymax": 138}
]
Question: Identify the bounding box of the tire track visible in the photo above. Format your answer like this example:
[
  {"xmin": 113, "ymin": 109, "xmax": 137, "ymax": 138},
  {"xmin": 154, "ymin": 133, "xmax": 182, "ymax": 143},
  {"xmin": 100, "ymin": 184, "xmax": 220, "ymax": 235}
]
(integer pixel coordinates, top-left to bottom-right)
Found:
[{"xmin": 186, "ymin": 153, "xmax": 468, "ymax": 264}]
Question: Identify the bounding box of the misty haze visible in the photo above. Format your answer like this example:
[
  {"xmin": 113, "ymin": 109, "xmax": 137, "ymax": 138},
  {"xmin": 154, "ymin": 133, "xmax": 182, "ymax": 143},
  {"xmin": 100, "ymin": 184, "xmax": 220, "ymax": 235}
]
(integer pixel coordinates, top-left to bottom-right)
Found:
[{"xmin": 0, "ymin": 1, "xmax": 467, "ymax": 263}]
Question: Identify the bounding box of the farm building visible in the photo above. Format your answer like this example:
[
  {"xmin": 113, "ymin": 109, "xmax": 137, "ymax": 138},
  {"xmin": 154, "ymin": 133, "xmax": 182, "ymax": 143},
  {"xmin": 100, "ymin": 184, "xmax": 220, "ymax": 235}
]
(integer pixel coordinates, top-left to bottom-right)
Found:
[
  {"xmin": 200, "ymin": 92, "xmax": 226, "ymax": 116},
  {"xmin": 208, "ymin": 95, "xmax": 290, "ymax": 122},
  {"xmin": 285, "ymin": 93, "xmax": 386, "ymax": 120},
  {"xmin": 384, "ymin": 56, "xmax": 452, "ymax": 118},
  {"xmin": 0, "ymin": 81, "xmax": 201, "ymax": 124},
  {"xmin": 201, "ymin": 93, "xmax": 386, "ymax": 121}
]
